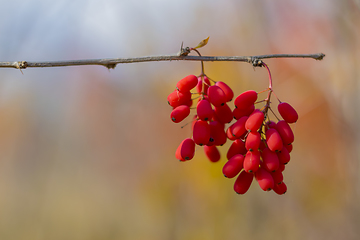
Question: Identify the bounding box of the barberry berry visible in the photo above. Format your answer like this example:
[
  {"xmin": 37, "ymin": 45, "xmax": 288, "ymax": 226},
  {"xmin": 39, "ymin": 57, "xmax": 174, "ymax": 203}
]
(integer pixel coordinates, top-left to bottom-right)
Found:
[
  {"xmin": 255, "ymin": 167, "xmax": 274, "ymax": 191},
  {"xmin": 207, "ymin": 85, "xmax": 227, "ymax": 107},
  {"xmin": 204, "ymin": 145, "xmax": 221, "ymax": 162},
  {"xmin": 234, "ymin": 170, "xmax": 253, "ymax": 194},
  {"xmin": 170, "ymin": 105, "xmax": 190, "ymax": 123},
  {"xmin": 278, "ymin": 102, "xmax": 298, "ymax": 123},
  {"xmin": 234, "ymin": 90, "xmax": 257, "ymax": 109},
  {"xmin": 193, "ymin": 120, "xmax": 211, "ymax": 146},
  {"xmin": 176, "ymin": 75, "xmax": 198, "ymax": 92},
  {"xmin": 222, "ymin": 154, "xmax": 244, "ymax": 178}
]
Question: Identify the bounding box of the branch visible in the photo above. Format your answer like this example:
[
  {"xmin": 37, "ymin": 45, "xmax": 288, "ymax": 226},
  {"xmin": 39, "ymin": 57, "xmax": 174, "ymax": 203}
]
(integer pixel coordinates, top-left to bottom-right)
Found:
[{"xmin": 0, "ymin": 53, "xmax": 325, "ymax": 70}]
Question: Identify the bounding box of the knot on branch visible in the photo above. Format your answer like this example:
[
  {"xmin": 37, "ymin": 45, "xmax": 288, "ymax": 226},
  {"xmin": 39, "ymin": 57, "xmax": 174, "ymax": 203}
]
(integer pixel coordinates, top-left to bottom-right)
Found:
[
  {"xmin": 16, "ymin": 61, "xmax": 28, "ymax": 69},
  {"xmin": 251, "ymin": 58, "xmax": 263, "ymax": 67}
]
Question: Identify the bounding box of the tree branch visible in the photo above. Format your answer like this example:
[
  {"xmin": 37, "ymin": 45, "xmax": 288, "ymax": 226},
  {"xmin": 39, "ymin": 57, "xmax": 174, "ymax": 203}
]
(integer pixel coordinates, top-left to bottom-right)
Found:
[{"xmin": 0, "ymin": 53, "xmax": 325, "ymax": 70}]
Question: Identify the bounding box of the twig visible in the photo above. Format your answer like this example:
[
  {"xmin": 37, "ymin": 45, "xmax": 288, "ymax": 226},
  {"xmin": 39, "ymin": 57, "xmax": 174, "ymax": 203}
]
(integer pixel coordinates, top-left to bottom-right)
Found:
[{"xmin": 0, "ymin": 53, "xmax": 325, "ymax": 70}]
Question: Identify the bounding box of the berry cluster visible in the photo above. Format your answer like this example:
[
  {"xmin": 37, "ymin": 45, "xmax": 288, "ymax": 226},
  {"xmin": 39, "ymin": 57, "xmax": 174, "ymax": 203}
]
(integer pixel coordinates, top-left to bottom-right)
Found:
[{"xmin": 167, "ymin": 62, "xmax": 298, "ymax": 195}]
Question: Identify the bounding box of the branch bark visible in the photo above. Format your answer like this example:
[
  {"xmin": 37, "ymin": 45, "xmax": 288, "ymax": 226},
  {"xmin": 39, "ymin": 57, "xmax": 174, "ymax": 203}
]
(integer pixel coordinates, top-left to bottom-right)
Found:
[{"xmin": 0, "ymin": 53, "xmax": 325, "ymax": 70}]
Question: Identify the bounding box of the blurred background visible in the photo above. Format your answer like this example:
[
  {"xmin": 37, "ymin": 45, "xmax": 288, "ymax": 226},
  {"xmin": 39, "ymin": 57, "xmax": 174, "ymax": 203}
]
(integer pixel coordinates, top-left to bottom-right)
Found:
[{"xmin": 0, "ymin": 0, "xmax": 359, "ymax": 239}]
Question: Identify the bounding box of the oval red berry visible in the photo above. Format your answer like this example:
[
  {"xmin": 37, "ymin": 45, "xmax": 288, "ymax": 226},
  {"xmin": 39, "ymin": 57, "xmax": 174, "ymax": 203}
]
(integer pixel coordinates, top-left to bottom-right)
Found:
[
  {"xmin": 207, "ymin": 85, "xmax": 227, "ymax": 107},
  {"xmin": 204, "ymin": 145, "xmax": 221, "ymax": 162},
  {"xmin": 176, "ymin": 75, "xmax": 198, "ymax": 92},
  {"xmin": 234, "ymin": 170, "xmax": 253, "ymax": 194},
  {"xmin": 193, "ymin": 120, "xmax": 211, "ymax": 146},
  {"xmin": 245, "ymin": 109, "xmax": 264, "ymax": 132},
  {"xmin": 170, "ymin": 105, "xmax": 190, "ymax": 123},
  {"xmin": 223, "ymin": 154, "xmax": 244, "ymax": 178},
  {"xmin": 197, "ymin": 99, "xmax": 213, "ymax": 121},
  {"xmin": 278, "ymin": 102, "xmax": 298, "ymax": 123},
  {"xmin": 266, "ymin": 128, "xmax": 283, "ymax": 152},
  {"xmin": 215, "ymin": 81, "xmax": 234, "ymax": 102},
  {"xmin": 234, "ymin": 90, "xmax": 257, "ymax": 110},
  {"xmin": 255, "ymin": 167, "xmax": 274, "ymax": 191}
]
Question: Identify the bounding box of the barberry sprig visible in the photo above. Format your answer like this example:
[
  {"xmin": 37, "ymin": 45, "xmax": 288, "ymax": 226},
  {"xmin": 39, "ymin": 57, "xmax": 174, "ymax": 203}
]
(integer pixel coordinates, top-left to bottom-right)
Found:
[{"xmin": 167, "ymin": 39, "xmax": 299, "ymax": 195}]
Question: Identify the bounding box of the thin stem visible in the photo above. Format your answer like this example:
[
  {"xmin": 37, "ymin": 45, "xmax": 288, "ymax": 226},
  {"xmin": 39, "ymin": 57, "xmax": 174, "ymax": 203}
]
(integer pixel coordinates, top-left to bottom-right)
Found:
[{"xmin": 0, "ymin": 53, "xmax": 325, "ymax": 70}]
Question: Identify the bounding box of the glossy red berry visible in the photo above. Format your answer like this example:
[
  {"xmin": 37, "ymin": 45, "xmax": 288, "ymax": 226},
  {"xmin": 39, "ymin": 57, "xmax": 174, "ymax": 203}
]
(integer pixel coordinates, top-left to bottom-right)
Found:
[
  {"xmin": 204, "ymin": 145, "xmax": 221, "ymax": 162},
  {"xmin": 234, "ymin": 90, "xmax": 258, "ymax": 110},
  {"xmin": 261, "ymin": 147, "xmax": 279, "ymax": 172},
  {"xmin": 285, "ymin": 143, "xmax": 293, "ymax": 153},
  {"xmin": 276, "ymin": 120, "xmax": 294, "ymax": 145},
  {"xmin": 278, "ymin": 102, "xmax": 298, "ymax": 123},
  {"xmin": 176, "ymin": 75, "xmax": 198, "ymax": 92},
  {"xmin": 233, "ymin": 104, "xmax": 255, "ymax": 120},
  {"xmin": 215, "ymin": 81, "xmax": 234, "ymax": 102},
  {"xmin": 222, "ymin": 154, "xmax": 244, "ymax": 178},
  {"xmin": 266, "ymin": 128, "xmax": 283, "ymax": 152},
  {"xmin": 270, "ymin": 170, "xmax": 284, "ymax": 184},
  {"xmin": 273, "ymin": 182, "xmax": 287, "ymax": 195},
  {"xmin": 193, "ymin": 120, "xmax": 211, "ymax": 146},
  {"xmin": 245, "ymin": 131, "xmax": 261, "ymax": 151},
  {"xmin": 277, "ymin": 146, "xmax": 290, "ymax": 165},
  {"xmin": 234, "ymin": 170, "xmax": 253, "ymax": 194},
  {"xmin": 170, "ymin": 105, "xmax": 190, "ymax": 123},
  {"xmin": 197, "ymin": 99, "xmax": 213, "ymax": 121},
  {"xmin": 227, "ymin": 139, "xmax": 247, "ymax": 160},
  {"xmin": 229, "ymin": 116, "xmax": 248, "ymax": 139},
  {"xmin": 255, "ymin": 167, "xmax": 274, "ymax": 191},
  {"xmin": 209, "ymin": 121, "xmax": 227, "ymax": 146},
  {"xmin": 175, "ymin": 138, "xmax": 195, "ymax": 161},
  {"xmin": 167, "ymin": 90, "xmax": 192, "ymax": 108},
  {"xmin": 245, "ymin": 109, "xmax": 264, "ymax": 132},
  {"xmin": 207, "ymin": 85, "xmax": 227, "ymax": 107},
  {"xmin": 214, "ymin": 103, "xmax": 233, "ymax": 124},
  {"xmin": 243, "ymin": 150, "xmax": 260, "ymax": 173}
]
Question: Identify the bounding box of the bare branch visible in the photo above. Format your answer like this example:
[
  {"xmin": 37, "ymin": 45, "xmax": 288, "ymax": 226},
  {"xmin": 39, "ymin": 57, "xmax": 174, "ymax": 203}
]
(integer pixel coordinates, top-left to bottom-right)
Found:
[{"xmin": 0, "ymin": 53, "xmax": 325, "ymax": 70}]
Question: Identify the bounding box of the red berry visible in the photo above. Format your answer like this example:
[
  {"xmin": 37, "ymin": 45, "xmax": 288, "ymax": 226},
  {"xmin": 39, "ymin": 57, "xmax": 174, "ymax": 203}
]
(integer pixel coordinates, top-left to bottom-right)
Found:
[
  {"xmin": 167, "ymin": 90, "xmax": 192, "ymax": 108},
  {"xmin": 278, "ymin": 164, "xmax": 286, "ymax": 172},
  {"xmin": 271, "ymin": 170, "xmax": 284, "ymax": 184},
  {"xmin": 196, "ymin": 99, "xmax": 213, "ymax": 121},
  {"xmin": 255, "ymin": 167, "xmax": 274, "ymax": 191},
  {"xmin": 243, "ymin": 150, "xmax": 260, "ymax": 173},
  {"xmin": 175, "ymin": 138, "xmax": 195, "ymax": 161},
  {"xmin": 176, "ymin": 75, "xmax": 198, "ymax": 92},
  {"xmin": 227, "ymin": 139, "xmax": 247, "ymax": 160},
  {"xmin": 273, "ymin": 182, "xmax": 287, "ymax": 195},
  {"xmin": 233, "ymin": 104, "xmax": 255, "ymax": 120},
  {"xmin": 277, "ymin": 146, "xmax": 290, "ymax": 165},
  {"xmin": 226, "ymin": 127, "xmax": 238, "ymax": 141},
  {"xmin": 276, "ymin": 120, "xmax": 294, "ymax": 145},
  {"xmin": 285, "ymin": 143, "xmax": 293, "ymax": 153},
  {"xmin": 193, "ymin": 120, "xmax": 211, "ymax": 146},
  {"xmin": 207, "ymin": 85, "xmax": 227, "ymax": 107},
  {"xmin": 229, "ymin": 116, "xmax": 248, "ymax": 139},
  {"xmin": 196, "ymin": 76, "xmax": 211, "ymax": 94},
  {"xmin": 209, "ymin": 121, "xmax": 227, "ymax": 146},
  {"xmin": 170, "ymin": 105, "xmax": 190, "ymax": 123},
  {"xmin": 266, "ymin": 128, "xmax": 283, "ymax": 152},
  {"xmin": 214, "ymin": 103, "xmax": 233, "ymax": 124},
  {"xmin": 204, "ymin": 145, "xmax": 221, "ymax": 162},
  {"xmin": 215, "ymin": 81, "xmax": 234, "ymax": 102},
  {"xmin": 222, "ymin": 154, "xmax": 244, "ymax": 178},
  {"xmin": 245, "ymin": 109, "xmax": 264, "ymax": 132},
  {"xmin": 278, "ymin": 102, "xmax": 298, "ymax": 123},
  {"xmin": 261, "ymin": 147, "xmax": 280, "ymax": 172},
  {"xmin": 234, "ymin": 170, "xmax": 253, "ymax": 194},
  {"xmin": 234, "ymin": 90, "xmax": 258, "ymax": 109},
  {"xmin": 245, "ymin": 131, "xmax": 261, "ymax": 151}
]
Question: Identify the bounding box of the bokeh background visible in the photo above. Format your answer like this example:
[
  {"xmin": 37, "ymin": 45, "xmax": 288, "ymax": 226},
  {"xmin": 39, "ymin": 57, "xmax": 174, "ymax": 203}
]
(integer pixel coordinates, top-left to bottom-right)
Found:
[{"xmin": 0, "ymin": 0, "xmax": 359, "ymax": 239}]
